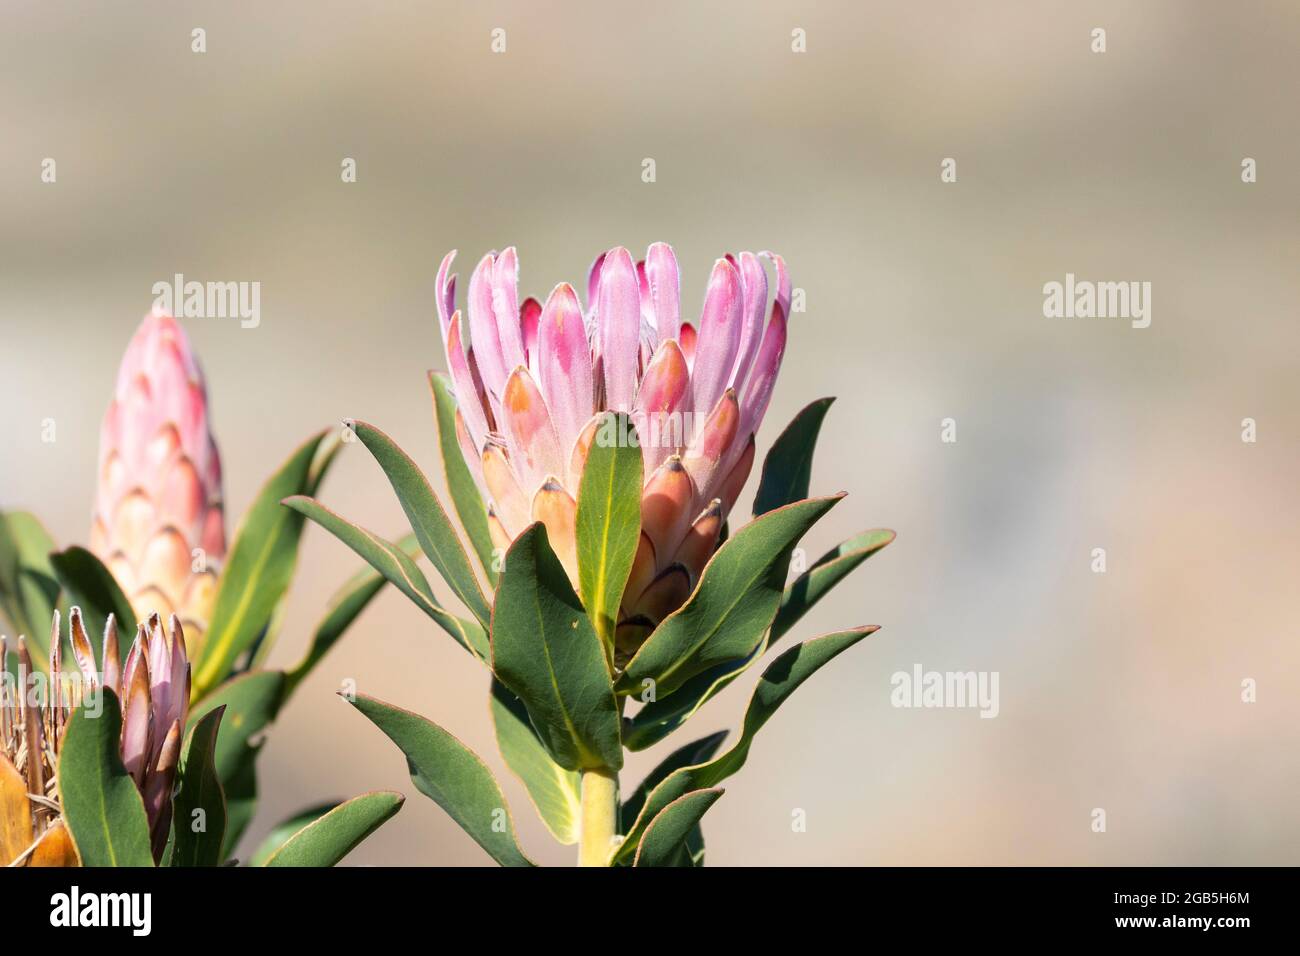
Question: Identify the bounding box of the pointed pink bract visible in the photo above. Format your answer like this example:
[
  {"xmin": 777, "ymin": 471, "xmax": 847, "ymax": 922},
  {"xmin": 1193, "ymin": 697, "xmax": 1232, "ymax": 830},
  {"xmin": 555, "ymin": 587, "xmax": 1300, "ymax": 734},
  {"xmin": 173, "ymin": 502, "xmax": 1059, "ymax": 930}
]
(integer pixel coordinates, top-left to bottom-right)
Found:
[{"xmin": 434, "ymin": 243, "xmax": 792, "ymax": 641}]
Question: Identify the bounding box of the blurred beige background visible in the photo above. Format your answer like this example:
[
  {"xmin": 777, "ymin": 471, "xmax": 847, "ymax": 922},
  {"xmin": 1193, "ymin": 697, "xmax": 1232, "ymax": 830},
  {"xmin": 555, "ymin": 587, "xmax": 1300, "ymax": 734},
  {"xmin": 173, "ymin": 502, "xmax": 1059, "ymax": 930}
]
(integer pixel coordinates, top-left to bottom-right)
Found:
[{"xmin": 2, "ymin": 1, "xmax": 1298, "ymax": 865}]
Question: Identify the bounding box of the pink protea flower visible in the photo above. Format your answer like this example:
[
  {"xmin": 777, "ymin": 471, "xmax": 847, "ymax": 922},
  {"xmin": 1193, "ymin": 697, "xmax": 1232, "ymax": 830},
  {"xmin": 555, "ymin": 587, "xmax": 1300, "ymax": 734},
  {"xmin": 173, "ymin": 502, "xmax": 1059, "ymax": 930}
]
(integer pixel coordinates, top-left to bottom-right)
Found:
[
  {"xmin": 1, "ymin": 608, "xmax": 189, "ymax": 864},
  {"xmin": 435, "ymin": 244, "xmax": 789, "ymax": 662},
  {"xmin": 90, "ymin": 312, "xmax": 226, "ymax": 656}
]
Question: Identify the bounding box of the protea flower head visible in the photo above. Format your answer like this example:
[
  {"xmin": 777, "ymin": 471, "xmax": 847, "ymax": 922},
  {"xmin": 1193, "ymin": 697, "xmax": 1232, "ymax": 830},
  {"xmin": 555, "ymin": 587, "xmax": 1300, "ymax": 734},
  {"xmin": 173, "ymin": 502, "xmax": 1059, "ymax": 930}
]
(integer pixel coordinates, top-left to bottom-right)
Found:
[
  {"xmin": 91, "ymin": 311, "xmax": 226, "ymax": 658},
  {"xmin": 0, "ymin": 608, "xmax": 189, "ymax": 865},
  {"xmin": 435, "ymin": 244, "xmax": 789, "ymax": 663}
]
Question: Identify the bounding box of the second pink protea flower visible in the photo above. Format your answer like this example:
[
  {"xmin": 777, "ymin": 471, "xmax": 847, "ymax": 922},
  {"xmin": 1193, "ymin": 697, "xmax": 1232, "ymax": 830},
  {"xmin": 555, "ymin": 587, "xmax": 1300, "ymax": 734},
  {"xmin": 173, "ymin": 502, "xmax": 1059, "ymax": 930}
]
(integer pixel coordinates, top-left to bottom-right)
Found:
[
  {"xmin": 90, "ymin": 312, "xmax": 226, "ymax": 657},
  {"xmin": 436, "ymin": 244, "xmax": 790, "ymax": 661}
]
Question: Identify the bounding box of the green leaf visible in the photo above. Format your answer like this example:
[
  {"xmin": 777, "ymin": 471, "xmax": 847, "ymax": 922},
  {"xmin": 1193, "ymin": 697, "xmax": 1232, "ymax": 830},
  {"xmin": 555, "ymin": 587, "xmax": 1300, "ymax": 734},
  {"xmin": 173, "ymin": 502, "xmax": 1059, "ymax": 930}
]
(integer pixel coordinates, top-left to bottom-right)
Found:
[
  {"xmin": 48, "ymin": 546, "xmax": 135, "ymax": 666},
  {"xmin": 195, "ymin": 430, "xmax": 333, "ymax": 696},
  {"xmin": 752, "ymin": 398, "xmax": 834, "ymax": 517},
  {"xmin": 248, "ymin": 802, "xmax": 339, "ymax": 867},
  {"xmin": 171, "ymin": 706, "xmax": 227, "ymax": 866},
  {"xmin": 576, "ymin": 412, "xmax": 643, "ymax": 659},
  {"xmin": 490, "ymin": 679, "xmax": 581, "ymax": 845},
  {"xmin": 614, "ymin": 626, "xmax": 877, "ymax": 865},
  {"xmin": 621, "ymin": 730, "xmax": 728, "ymax": 830},
  {"xmin": 352, "ymin": 420, "xmax": 491, "ymax": 628},
  {"xmin": 283, "ymin": 497, "xmax": 488, "ymax": 659},
  {"xmin": 429, "ymin": 372, "xmax": 498, "ymax": 585},
  {"xmin": 281, "ymin": 533, "xmax": 420, "ymax": 700},
  {"xmin": 491, "ymin": 523, "xmax": 622, "ymax": 772},
  {"xmin": 618, "ymin": 495, "xmax": 842, "ymax": 700},
  {"xmin": 623, "ymin": 649, "xmax": 761, "ymax": 751},
  {"xmin": 57, "ymin": 688, "xmax": 155, "ymax": 867},
  {"xmin": 624, "ymin": 527, "xmax": 894, "ymax": 749},
  {"xmin": 685, "ymin": 821, "xmax": 707, "ymax": 866},
  {"xmin": 220, "ymin": 746, "xmax": 259, "ymax": 859},
  {"xmin": 350, "ymin": 694, "xmax": 535, "ymax": 867},
  {"xmin": 633, "ymin": 788, "xmax": 724, "ymax": 867},
  {"xmin": 0, "ymin": 510, "xmax": 61, "ymax": 663},
  {"xmin": 771, "ymin": 528, "xmax": 895, "ymax": 642},
  {"xmin": 186, "ymin": 670, "xmax": 285, "ymax": 784},
  {"xmin": 263, "ymin": 791, "xmax": 403, "ymax": 867}
]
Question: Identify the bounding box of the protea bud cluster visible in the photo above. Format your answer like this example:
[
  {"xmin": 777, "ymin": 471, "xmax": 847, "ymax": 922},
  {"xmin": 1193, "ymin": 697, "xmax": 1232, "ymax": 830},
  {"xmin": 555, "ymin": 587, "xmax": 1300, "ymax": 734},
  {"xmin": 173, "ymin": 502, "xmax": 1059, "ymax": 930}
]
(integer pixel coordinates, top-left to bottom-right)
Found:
[
  {"xmin": 0, "ymin": 608, "xmax": 189, "ymax": 865},
  {"xmin": 90, "ymin": 312, "xmax": 226, "ymax": 658},
  {"xmin": 435, "ymin": 244, "xmax": 789, "ymax": 662}
]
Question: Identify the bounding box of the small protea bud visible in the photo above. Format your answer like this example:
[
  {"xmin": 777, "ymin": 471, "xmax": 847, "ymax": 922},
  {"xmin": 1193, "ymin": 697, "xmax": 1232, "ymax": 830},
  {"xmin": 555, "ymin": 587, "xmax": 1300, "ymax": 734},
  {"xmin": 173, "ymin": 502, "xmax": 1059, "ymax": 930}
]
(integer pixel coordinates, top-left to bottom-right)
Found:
[
  {"xmin": 435, "ymin": 245, "xmax": 789, "ymax": 663},
  {"xmin": 91, "ymin": 312, "xmax": 226, "ymax": 658},
  {"xmin": 0, "ymin": 608, "xmax": 189, "ymax": 865},
  {"xmin": 115, "ymin": 612, "xmax": 190, "ymax": 860}
]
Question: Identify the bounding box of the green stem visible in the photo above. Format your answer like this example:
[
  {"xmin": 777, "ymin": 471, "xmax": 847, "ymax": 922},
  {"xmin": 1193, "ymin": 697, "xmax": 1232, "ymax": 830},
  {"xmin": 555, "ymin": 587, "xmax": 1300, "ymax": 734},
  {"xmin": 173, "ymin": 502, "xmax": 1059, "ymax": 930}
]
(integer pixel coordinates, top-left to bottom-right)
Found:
[{"xmin": 578, "ymin": 767, "xmax": 618, "ymax": 867}]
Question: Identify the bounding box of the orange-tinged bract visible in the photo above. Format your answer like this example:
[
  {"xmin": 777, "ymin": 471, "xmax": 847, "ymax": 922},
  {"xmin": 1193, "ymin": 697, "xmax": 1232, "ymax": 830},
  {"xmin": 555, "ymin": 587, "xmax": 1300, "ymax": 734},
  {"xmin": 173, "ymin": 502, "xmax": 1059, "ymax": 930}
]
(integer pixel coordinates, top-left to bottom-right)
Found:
[
  {"xmin": 436, "ymin": 244, "xmax": 791, "ymax": 663},
  {"xmin": 91, "ymin": 312, "xmax": 226, "ymax": 658}
]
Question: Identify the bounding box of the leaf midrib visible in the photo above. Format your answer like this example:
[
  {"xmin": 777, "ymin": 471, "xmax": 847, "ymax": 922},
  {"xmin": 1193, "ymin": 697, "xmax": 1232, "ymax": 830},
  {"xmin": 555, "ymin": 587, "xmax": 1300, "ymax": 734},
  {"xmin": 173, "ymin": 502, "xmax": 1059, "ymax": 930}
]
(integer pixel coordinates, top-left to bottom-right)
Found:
[
  {"xmin": 366, "ymin": 428, "xmax": 488, "ymax": 624},
  {"xmin": 587, "ymin": 454, "xmax": 622, "ymax": 640},
  {"xmin": 199, "ymin": 509, "xmax": 290, "ymax": 687},
  {"xmin": 527, "ymin": 574, "xmax": 588, "ymax": 768}
]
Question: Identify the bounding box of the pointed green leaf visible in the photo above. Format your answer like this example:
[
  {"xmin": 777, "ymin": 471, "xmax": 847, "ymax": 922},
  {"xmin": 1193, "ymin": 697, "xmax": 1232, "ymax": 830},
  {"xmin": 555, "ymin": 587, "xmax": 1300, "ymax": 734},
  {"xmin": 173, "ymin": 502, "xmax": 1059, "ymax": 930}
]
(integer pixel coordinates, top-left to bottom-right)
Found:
[
  {"xmin": 283, "ymin": 565, "xmax": 386, "ymax": 699},
  {"xmin": 283, "ymin": 496, "xmax": 487, "ymax": 659},
  {"xmin": 195, "ymin": 430, "xmax": 334, "ymax": 696},
  {"xmin": 352, "ymin": 420, "xmax": 491, "ymax": 628},
  {"xmin": 350, "ymin": 694, "xmax": 535, "ymax": 867},
  {"xmin": 625, "ymin": 527, "xmax": 895, "ymax": 748},
  {"xmin": 623, "ymin": 648, "xmax": 762, "ymax": 751},
  {"xmin": 263, "ymin": 791, "xmax": 403, "ymax": 867},
  {"xmin": 490, "ymin": 679, "xmax": 581, "ymax": 844},
  {"xmin": 633, "ymin": 788, "xmax": 724, "ymax": 867},
  {"xmin": 281, "ymin": 532, "xmax": 418, "ymax": 699},
  {"xmin": 429, "ymin": 372, "xmax": 498, "ymax": 584},
  {"xmin": 491, "ymin": 523, "xmax": 622, "ymax": 772},
  {"xmin": 621, "ymin": 730, "xmax": 728, "ymax": 829},
  {"xmin": 186, "ymin": 670, "xmax": 284, "ymax": 784},
  {"xmin": 248, "ymin": 802, "xmax": 339, "ymax": 867},
  {"xmin": 171, "ymin": 706, "xmax": 227, "ymax": 866},
  {"xmin": 753, "ymin": 398, "xmax": 834, "ymax": 517},
  {"xmin": 576, "ymin": 412, "xmax": 643, "ymax": 657},
  {"xmin": 772, "ymin": 528, "xmax": 895, "ymax": 642},
  {"xmin": 0, "ymin": 510, "xmax": 61, "ymax": 663},
  {"xmin": 685, "ymin": 818, "xmax": 707, "ymax": 866},
  {"xmin": 220, "ymin": 745, "xmax": 259, "ymax": 859},
  {"xmin": 618, "ymin": 495, "xmax": 842, "ymax": 699},
  {"xmin": 48, "ymin": 546, "xmax": 135, "ymax": 666},
  {"xmin": 57, "ymin": 688, "xmax": 155, "ymax": 867},
  {"xmin": 614, "ymin": 626, "xmax": 877, "ymax": 864}
]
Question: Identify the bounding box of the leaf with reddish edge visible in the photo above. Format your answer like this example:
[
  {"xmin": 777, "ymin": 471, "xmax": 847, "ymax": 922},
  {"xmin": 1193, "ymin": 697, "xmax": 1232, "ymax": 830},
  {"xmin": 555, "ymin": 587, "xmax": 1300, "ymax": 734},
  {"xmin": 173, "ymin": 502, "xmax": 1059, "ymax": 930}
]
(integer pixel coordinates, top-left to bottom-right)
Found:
[
  {"xmin": 249, "ymin": 802, "xmax": 340, "ymax": 867},
  {"xmin": 771, "ymin": 528, "xmax": 895, "ymax": 643},
  {"xmin": 282, "ymin": 496, "xmax": 487, "ymax": 660},
  {"xmin": 490, "ymin": 679, "xmax": 581, "ymax": 845},
  {"xmin": 633, "ymin": 788, "xmax": 724, "ymax": 867},
  {"xmin": 58, "ymin": 688, "xmax": 154, "ymax": 867},
  {"xmin": 281, "ymin": 532, "xmax": 420, "ymax": 700},
  {"xmin": 171, "ymin": 706, "xmax": 227, "ymax": 867},
  {"xmin": 621, "ymin": 730, "xmax": 728, "ymax": 829},
  {"xmin": 752, "ymin": 397, "xmax": 834, "ymax": 518},
  {"xmin": 429, "ymin": 372, "xmax": 498, "ymax": 584},
  {"xmin": 575, "ymin": 412, "xmax": 643, "ymax": 662},
  {"xmin": 352, "ymin": 420, "xmax": 492, "ymax": 629},
  {"xmin": 350, "ymin": 694, "xmax": 535, "ymax": 867},
  {"xmin": 617, "ymin": 495, "xmax": 843, "ymax": 700},
  {"xmin": 613, "ymin": 626, "xmax": 878, "ymax": 865},
  {"xmin": 491, "ymin": 523, "xmax": 622, "ymax": 772},
  {"xmin": 263, "ymin": 791, "xmax": 403, "ymax": 867},
  {"xmin": 195, "ymin": 430, "xmax": 334, "ymax": 697}
]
